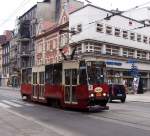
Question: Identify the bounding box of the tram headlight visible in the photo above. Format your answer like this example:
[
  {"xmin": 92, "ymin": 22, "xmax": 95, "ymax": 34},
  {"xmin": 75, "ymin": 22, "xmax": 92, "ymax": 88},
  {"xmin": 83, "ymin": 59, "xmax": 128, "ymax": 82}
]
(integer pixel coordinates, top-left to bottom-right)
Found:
[
  {"xmin": 103, "ymin": 93, "xmax": 107, "ymax": 97},
  {"xmin": 90, "ymin": 93, "xmax": 94, "ymax": 97}
]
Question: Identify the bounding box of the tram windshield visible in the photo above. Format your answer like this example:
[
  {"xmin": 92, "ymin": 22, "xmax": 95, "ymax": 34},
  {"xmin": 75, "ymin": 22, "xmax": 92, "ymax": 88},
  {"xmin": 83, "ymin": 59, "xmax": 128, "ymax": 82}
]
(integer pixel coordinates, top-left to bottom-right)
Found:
[{"xmin": 86, "ymin": 61, "xmax": 105, "ymax": 84}]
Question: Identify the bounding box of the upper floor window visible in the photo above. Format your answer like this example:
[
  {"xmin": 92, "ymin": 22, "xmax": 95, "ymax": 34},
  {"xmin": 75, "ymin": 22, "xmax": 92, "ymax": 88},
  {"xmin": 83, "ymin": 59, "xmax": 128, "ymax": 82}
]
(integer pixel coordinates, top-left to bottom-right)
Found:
[
  {"xmin": 130, "ymin": 32, "xmax": 135, "ymax": 41},
  {"xmin": 122, "ymin": 30, "xmax": 128, "ymax": 39},
  {"xmin": 143, "ymin": 36, "xmax": 148, "ymax": 44},
  {"xmin": 70, "ymin": 27, "xmax": 76, "ymax": 35},
  {"xmin": 96, "ymin": 23, "xmax": 103, "ymax": 33},
  {"xmin": 114, "ymin": 28, "xmax": 121, "ymax": 37},
  {"xmin": 106, "ymin": 25, "xmax": 112, "ymax": 35},
  {"xmin": 137, "ymin": 34, "xmax": 141, "ymax": 42},
  {"xmin": 77, "ymin": 24, "xmax": 82, "ymax": 33}
]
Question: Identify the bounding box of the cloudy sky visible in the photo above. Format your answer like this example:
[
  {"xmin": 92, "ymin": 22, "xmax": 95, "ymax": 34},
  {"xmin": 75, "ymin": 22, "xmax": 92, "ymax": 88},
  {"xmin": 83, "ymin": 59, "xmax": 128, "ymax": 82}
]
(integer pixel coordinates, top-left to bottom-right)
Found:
[{"xmin": 0, "ymin": 0, "xmax": 150, "ymax": 34}]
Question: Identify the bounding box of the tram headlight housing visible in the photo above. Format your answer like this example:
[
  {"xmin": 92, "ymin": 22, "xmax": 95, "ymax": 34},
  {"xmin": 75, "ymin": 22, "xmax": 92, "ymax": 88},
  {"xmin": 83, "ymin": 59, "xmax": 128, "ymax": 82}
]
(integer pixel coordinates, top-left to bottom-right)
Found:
[
  {"xmin": 103, "ymin": 93, "xmax": 107, "ymax": 97},
  {"xmin": 90, "ymin": 93, "xmax": 94, "ymax": 97}
]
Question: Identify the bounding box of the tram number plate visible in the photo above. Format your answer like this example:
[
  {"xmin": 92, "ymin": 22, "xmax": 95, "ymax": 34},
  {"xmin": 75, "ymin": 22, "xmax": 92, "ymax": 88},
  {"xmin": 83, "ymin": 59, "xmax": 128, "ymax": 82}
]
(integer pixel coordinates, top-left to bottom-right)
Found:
[
  {"xmin": 117, "ymin": 94, "xmax": 122, "ymax": 96},
  {"xmin": 96, "ymin": 93, "xmax": 101, "ymax": 97}
]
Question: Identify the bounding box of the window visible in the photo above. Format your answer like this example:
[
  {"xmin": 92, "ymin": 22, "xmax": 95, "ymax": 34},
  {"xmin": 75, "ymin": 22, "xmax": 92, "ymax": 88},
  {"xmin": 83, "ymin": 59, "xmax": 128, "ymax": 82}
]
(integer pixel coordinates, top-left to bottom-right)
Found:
[
  {"xmin": 123, "ymin": 49, "xmax": 128, "ymax": 57},
  {"xmin": 122, "ymin": 30, "xmax": 128, "ymax": 39},
  {"xmin": 97, "ymin": 23, "xmax": 103, "ymax": 33},
  {"xmin": 114, "ymin": 28, "xmax": 120, "ymax": 37},
  {"xmin": 143, "ymin": 36, "xmax": 148, "ymax": 44},
  {"xmin": 112, "ymin": 47, "xmax": 119, "ymax": 56},
  {"xmin": 130, "ymin": 32, "xmax": 135, "ymax": 40},
  {"xmin": 70, "ymin": 27, "xmax": 76, "ymax": 35},
  {"xmin": 85, "ymin": 45, "xmax": 94, "ymax": 52},
  {"xmin": 77, "ymin": 24, "xmax": 82, "ymax": 32},
  {"xmin": 137, "ymin": 34, "xmax": 141, "ymax": 42},
  {"xmin": 141, "ymin": 52, "xmax": 147, "ymax": 59},
  {"xmin": 128, "ymin": 49, "xmax": 134, "ymax": 58},
  {"xmin": 94, "ymin": 44, "xmax": 101, "ymax": 54},
  {"xmin": 106, "ymin": 25, "xmax": 112, "ymax": 35},
  {"xmin": 76, "ymin": 46, "xmax": 82, "ymax": 54},
  {"xmin": 137, "ymin": 51, "xmax": 142, "ymax": 59},
  {"xmin": 106, "ymin": 46, "xmax": 111, "ymax": 55}
]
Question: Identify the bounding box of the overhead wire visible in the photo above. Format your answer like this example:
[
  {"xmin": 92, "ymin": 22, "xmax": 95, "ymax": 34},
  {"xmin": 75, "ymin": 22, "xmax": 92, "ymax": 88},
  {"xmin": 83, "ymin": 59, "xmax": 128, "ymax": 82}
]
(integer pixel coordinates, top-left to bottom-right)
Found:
[{"xmin": 0, "ymin": 0, "xmax": 34, "ymax": 27}]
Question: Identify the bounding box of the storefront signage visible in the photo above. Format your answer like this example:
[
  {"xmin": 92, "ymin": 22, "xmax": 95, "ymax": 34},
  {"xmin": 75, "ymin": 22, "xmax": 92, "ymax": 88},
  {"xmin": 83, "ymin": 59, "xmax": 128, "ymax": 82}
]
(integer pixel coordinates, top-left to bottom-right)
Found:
[
  {"xmin": 106, "ymin": 60, "xmax": 122, "ymax": 66},
  {"xmin": 127, "ymin": 59, "xmax": 137, "ymax": 64}
]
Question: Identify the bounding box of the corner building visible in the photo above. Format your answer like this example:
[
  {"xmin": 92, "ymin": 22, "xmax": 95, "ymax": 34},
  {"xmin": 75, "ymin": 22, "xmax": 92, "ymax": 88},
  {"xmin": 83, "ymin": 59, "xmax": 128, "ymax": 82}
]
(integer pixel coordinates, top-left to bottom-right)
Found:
[{"xmin": 69, "ymin": 5, "xmax": 150, "ymax": 92}]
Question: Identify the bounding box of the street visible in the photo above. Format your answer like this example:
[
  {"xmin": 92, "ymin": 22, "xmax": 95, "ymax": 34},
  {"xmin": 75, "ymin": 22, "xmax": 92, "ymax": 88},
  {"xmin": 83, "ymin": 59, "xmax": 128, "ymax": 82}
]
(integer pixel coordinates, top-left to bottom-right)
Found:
[{"xmin": 0, "ymin": 88, "xmax": 150, "ymax": 136}]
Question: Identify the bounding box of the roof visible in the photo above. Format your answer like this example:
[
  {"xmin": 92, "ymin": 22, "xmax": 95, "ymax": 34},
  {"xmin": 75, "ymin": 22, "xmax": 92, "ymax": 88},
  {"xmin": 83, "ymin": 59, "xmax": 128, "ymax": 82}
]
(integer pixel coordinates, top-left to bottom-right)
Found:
[{"xmin": 69, "ymin": 4, "xmax": 145, "ymax": 25}]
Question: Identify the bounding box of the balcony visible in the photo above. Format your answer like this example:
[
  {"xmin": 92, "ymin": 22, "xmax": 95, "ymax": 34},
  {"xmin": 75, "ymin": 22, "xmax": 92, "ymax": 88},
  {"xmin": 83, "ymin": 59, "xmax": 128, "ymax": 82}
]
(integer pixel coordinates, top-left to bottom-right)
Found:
[
  {"xmin": 18, "ymin": 20, "xmax": 30, "ymax": 39},
  {"xmin": 20, "ymin": 51, "xmax": 31, "ymax": 57}
]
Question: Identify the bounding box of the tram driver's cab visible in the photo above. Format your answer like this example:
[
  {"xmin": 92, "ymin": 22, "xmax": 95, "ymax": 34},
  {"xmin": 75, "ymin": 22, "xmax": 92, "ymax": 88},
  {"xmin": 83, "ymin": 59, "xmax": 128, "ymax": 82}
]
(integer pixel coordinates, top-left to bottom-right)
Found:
[{"xmin": 63, "ymin": 60, "xmax": 109, "ymax": 109}]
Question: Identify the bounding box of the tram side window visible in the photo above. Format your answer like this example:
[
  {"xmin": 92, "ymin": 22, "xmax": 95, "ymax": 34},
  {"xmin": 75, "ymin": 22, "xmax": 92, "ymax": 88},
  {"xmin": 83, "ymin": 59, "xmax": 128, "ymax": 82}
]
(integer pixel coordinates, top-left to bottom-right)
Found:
[
  {"xmin": 22, "ymin": 70, "xmax": 27, "ymax": 84},
  {"xmin": 79, "ymin": 69, "xmax": 87, "ymax": 85},
  {"xmin": 53, "ymin": 64, "xmax": 62, "ymax": 85},
  {"xmin": 72, "ymin": 69, "xmax": 77, "ymax": 85},
  {"xmin": 45, "ymin": 66, "xmax": 53, "ymax": 84},
  {"xmin": 65, "ymin": 70, "xmax": 70, "ymax": 85}
]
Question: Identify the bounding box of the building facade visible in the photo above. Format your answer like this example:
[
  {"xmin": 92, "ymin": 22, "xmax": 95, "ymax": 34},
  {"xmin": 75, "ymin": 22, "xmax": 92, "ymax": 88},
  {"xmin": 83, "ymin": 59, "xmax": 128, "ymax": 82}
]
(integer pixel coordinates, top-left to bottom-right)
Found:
[
  {"xmin": 69, "ymin": 5, "xmax": 150, "ymax": 92},
  {"xmin": 10, "ymin": 32, "xmax": 20, "ymax": 87}
]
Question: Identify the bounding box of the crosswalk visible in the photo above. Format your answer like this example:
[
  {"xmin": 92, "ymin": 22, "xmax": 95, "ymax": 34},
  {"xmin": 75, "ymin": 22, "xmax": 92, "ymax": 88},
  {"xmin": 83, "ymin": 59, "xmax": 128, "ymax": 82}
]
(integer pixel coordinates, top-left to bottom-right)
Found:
[{"xmin": 0, "ymin": 99, "xmax": 34, "ymax": 109}]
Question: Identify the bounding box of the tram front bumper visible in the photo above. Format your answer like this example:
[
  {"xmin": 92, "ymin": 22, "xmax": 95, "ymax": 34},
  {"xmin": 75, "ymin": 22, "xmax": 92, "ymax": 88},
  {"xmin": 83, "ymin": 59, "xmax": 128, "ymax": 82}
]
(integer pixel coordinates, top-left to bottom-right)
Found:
[{"xmin": 88, "ymin": 105, "xmax": 109, "ymax": 112}]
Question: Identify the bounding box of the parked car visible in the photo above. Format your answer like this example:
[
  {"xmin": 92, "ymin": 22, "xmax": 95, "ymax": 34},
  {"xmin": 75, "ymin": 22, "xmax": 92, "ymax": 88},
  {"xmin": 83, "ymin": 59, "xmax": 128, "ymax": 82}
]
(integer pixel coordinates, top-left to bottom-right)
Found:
[{"xmin": 108, "ymin": 84, "xmax": 126, "ymax": 103}]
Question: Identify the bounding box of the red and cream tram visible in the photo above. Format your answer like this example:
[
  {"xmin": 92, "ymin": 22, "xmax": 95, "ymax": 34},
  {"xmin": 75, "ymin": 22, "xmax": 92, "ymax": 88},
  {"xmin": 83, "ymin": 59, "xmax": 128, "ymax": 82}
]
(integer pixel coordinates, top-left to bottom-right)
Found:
[{"xmin": 21, "ymin": 60, "xmax": 109, "ymax": 111}]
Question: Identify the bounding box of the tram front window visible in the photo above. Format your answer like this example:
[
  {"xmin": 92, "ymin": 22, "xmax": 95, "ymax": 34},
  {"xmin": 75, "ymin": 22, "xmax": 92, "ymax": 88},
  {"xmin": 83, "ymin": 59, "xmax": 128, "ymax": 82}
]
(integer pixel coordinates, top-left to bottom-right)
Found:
[{"xmin": 87, "ymin": 61, "xmax": 104, "ymax": 84}]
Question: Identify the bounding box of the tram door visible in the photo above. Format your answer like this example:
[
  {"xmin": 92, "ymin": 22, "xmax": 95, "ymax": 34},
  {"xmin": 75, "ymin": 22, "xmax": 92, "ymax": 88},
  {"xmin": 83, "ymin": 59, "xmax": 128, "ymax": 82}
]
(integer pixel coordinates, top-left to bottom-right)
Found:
[
  {"xmin": 38, "ymin": 72, "xmax": 45, "ymax": 100},
  {"xmin": 32, "ymin": 66, "xmax": 45, "ymax": 100},
  {"xmin": 63, "ymin": 61, "xmax": 79, "ymax": 104},
  {"xmin": 32, "ymin": 72, "xmax": 38, "ymax": 99}
]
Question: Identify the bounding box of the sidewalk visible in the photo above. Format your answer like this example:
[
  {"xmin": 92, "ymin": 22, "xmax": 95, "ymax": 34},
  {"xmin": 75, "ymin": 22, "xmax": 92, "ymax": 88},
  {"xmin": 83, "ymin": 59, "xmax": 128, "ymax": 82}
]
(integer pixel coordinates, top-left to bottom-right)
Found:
[
  {"xmin": 0, "ymin": 86, "xmax": 20, "ymax": 91},
  {"xmin": 127, "ymin": 92, "xmax": 150, "ymax": 103}
]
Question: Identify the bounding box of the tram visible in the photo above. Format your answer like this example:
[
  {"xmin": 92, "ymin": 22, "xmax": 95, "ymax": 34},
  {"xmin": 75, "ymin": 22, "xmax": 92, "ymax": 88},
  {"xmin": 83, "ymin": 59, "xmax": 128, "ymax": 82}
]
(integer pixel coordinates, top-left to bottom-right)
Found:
[{"xmin": 21, "ymin": 60, "xmax": 109, "ymax": 111}]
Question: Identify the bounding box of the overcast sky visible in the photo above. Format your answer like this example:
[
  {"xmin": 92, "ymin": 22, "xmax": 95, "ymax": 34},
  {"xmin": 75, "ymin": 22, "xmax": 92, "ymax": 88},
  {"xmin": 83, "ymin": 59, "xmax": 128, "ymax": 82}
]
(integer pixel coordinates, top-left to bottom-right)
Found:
[{"xmin": 0, "ymin": 0, "xmax": 150, "ymax": 34}]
